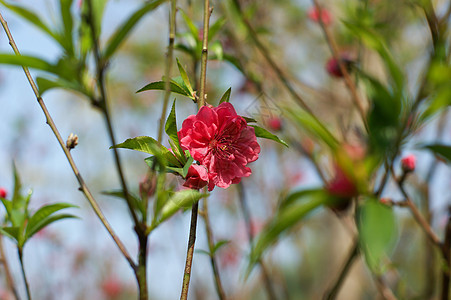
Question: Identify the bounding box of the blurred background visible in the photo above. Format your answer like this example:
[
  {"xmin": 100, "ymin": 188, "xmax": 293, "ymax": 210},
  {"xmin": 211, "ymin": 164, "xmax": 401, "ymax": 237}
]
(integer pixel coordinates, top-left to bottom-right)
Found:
[{"xmin": 0, "ymin": 0, "xmax": 450, "ymax": 299}]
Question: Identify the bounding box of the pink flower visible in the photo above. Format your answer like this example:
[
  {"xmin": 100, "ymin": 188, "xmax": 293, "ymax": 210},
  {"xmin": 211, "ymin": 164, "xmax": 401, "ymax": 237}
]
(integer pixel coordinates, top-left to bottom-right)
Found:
[
  {"xmin": 178, "ymin": 102, "xmax": 260, "ymax": 191},
  {"xmin": 101, "ymin": 277, "xmax": 122, "ymax": 298},
  {"xmin": 183, "ymin": 164, "xmax": 209, "ymax": 190},
  {"xmin": 401, "ymin": 154, "xmax": 416, "ymax": 172},
  {"xmin": 0, "ymin": 187, "xmax": 6, "ymax": 198},
  {"xmin": 307, "ymin": 6, "xmax": 332, "ymax": 26}
]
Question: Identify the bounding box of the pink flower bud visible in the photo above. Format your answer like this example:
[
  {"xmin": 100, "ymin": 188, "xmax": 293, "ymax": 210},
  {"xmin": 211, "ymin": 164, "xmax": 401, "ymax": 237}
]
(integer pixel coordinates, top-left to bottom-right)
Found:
[
  {"xmin": 401, "ymin": 154, "xmax": 416, "ymax": 172},
  {"xmin": 183, "ymin": 164, "xmax": 209, "ymax": 190},
  {"xmin": 267, "ymin": 117, "xmax": 282, "ymax": 132},
  {"xmin": 326, "ymin": 55, "xmax": 353, "ymax": 78},
  {"xmin": 326, "ymin": 167, "xmax": 357, "ymax": 199},
  {"xmin": 307, "ymin": 6, "xmax": 332, "ymax": 26},
  {"xmin": 0, "ymin": 188, "xmax": 7, "ymax": 198},
  {"xmin": 101, "ymin": 277, "xmax": 122, "ymax": 298}
]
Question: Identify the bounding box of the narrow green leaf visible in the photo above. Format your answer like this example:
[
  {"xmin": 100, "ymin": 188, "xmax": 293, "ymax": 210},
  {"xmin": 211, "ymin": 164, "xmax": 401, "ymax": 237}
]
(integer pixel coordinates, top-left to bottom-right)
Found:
[
  {"xmin": 103, "ymin": 0, "xmax": 167, "ymax": 60},
  {"xmin": 0, "ymin": 226, "xmax": 20, "ymax": 243},
  {"xmin": 159, "ymin": 190, "xmax": 208, "ymax": 224},
  {"xmin": 242, "ymin": 116, "xmax": 257, "ymax": 123},
  {"xmin": 180, "ymin": 9, "xmax": 198, "ymax": 39},
  {"xmin": 0, "ymin": 0, "xmax": 57, "ymax": 41},
  {"xmin": 249, "ymin": 191, "xmax": 329, "ymax": 269},
  {"xmin": 26, "ymin": 214, "xmax": 78, "ymax": 240},
  {"xmin": 0, "ymin": 198, "xmax": 12, "ymax": 218},
  {"xmin": 423, "ymin": 144, "xmax": 451, "ymax": 164},
  {"xmin": 137, "ymin": 81, "xmax": 192, "ymax": 98},
  {"xmin": 165, "ymin": 100, "xmax": 179, "ymax": 144},
  {"xmin": 357, "ymin": 199, "xmax": 397, "ymax": 274},
  {"xmin": 25, "ymin": 203, "xmax": 77, "ymax": 240},
  {"xmin": 250, "ymin": 125, "xmax": 288, "ymax": 147},
  {"xmin": 59, "ymin": 0, "xmax": 74, "ymax": 55},
  {"xmin": 0, "ymin": 54, "xmax": 58, "ymax": 73},
  {"xmin": 208, "ymin": 17, "xmax": 226, "ymax": 41},
  {"xmin": 111, "ymin": 136, "xmax": 167, "ymax": 156},
  {"xmin": 182, "ymin": 157, "xmax": 194, "ymax": 178},
  {"xmin": 219, "ymin": 87, "xmax": 231, "ymax": 104},
  {"xmin": 11, "ymin": 163, "xmax": 22, "ymax": 210},
  {"xmin": 166, "ymin": 166, "xmax": 185, "ymax": 176},
  {"xmin": 195, "ymin": 249, "xmax": 211, "ymax": 256},
  {"xmin": 212, "ymin": 240, "xmax": 230, "ymax": 254},
  {"xmin": 102, "ymin": 189, "xmax": 145, "ymax": 217},
  {"xmin": 36, "ymin": 76, "xmax": 84, "ymax": 95},
  {"xmin": 284, "ymin": 107, "xmax": 338, "ymax": 150},
  {"xmin": 176, "ymin": 58, "xmax": 194, "ymax": 96}
]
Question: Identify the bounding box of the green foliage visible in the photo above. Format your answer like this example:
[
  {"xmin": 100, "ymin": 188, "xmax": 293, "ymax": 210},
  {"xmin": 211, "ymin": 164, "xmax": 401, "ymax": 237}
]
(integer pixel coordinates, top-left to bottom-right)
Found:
[
  {"xmin": 158, "ymin": 189, "xmax": 208, "ymax": 224},
  {"xmin": 103, "ymin": 0, "xmax": 167, "ymax": 60},
  {"xmin": 423, "ymin": 144, "xmax": 451, "ymax": 164},
  {"xmin": 357, "ymin": 199, "xmax": 398, "ymax": 274},
  {"xmin": 0, "ymin": 165, "xmax": 77, "ymax": 249},
  {"xmin": 250, "ymin": 125, "xmax": 288, "ymax": 147},
  {"xmin": 249, "ymin": 189, "xmax": 330, "ymax": 269},
  {"xmin": 219, "ymin": 87, "xmax": 231, "ymax": 104}
]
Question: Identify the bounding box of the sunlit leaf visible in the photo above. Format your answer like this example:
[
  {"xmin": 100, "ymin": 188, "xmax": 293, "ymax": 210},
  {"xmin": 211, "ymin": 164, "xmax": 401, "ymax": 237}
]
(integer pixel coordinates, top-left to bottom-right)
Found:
[
  {"xmin": 0, "ymin": 0, "xmax": 58, "ymax": 41},
  {"xmin": 249, "ymin": 189, "xmax": 330, "ymax": 268},
  {"xmin": 0, "ymin": 54, "xmax": 58, "ymax": 73},
  {"xmin": 103, "ymin": 0, "xmax": 167, "ymax": 60},
  {"xmin": 159, "ymin": 189, "xmax": 208, "ymax": 224},
  {"xmin": 219, "ymin": 87, "xmax": 231, "ymax": 104},
  {"xmin": 176, "ymin": 58, "xmax": 194, "ymax": 96},
  {"xmin": 250, "ymin": 125, "xmax": 288, "ymax": 147},
  {"xmin": 0, "ymin": 226, "xmax": 20, "ymax": 243},
  {"xmin": 357, "ymin": 199, "xmax": 397, "ymax": 274},
  {"xmin": 36, "ymin": 76, "xmax": 84, "ymax": 95},
  {"xmin": 137, "ymin": 81, "xmax": 193, "ymax": 98},
  {"xmin": 25, "ymin": 203, "xmax": 77, "ymax": 240}
]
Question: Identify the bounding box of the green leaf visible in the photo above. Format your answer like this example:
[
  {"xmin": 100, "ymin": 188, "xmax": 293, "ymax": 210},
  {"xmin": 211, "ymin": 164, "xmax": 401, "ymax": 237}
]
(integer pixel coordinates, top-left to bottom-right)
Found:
[
  {"xmin": 0, "ymin": 226, "xmax": 20, "ymax": 243},
  {"xmin": 25, "ymin": 203, "xmax": 77, "ymax": 240},
  {"xmin": 0, "ymin": 0, "xmax": 58, "ymax": 41},
  {"xmin": 212, "ymin": 240, "xmax": 230, "ymax": 254},
  {"xmin": 242, "ymin": 116, "xmax": 257, "ymax": 123},
  {"xmin": 0, "ymin": 54, "xmax": 58, "ymax": 73},
  {"xmin": 26, "ymin": 214, "xmax": 78, "ymax": 241},
  {"xmin": 284, "ymin": 107, "xmax": 339, "ymax": 150},
  {"xmin": 357, "ymin": 199, "xmax": 397, "ymax": 274},
  {"xmin": 165, "ymin": 100, "xmax": 179, "ymax": 145},
  {"xmin": 209, "ymin": 40, "xmax": 224, "ymax": 60},
  {"xmin": 159, "ymin": 190, "xmax": 208, "ymax": 224},
  {"xmin": 0, "ymin": 198, "xmax": 12, "ymax": 218},
  {"xmin": 103, "ymin": 0, "xmax": 167, "ymax": 60},
  {"xmin": 219, "ymin": 87, "xmax": 231, "ymax": 104},
  {"xmin": 176, "ymin": 58, "xmax": 194, "ymax": 96},
  {"xmin": 36, "ymin": 76, "xmax": 84, "ymax": 95},
  {"xmin": 182, "ymin": 157, "xmax": 194, "ymax": 178},
  {"xmin": 250, "ymin": 125, "xmax": 288, "ymax": 147},
  {"xmin": 11, "ymin": 163, "xmax": 23, "ymax": 211},
  {"xmin": 423, "ymin": 144, "xmax": 451, "ymax": 164},
  {"xmin": 102, "ymin": 189, "xmax": 145, "ymax": 217},
  {"xmin": 249, "ymin": 190, "xmax": 329, "ymax": 268},
  {"xmin": 195, "ymin": 249, "xmax": 211, "ymax": 256},
  {"xmin": 137, "ymin": 81, "xmax": 193, "ymax": 98},
  {"xmin": 180, "ymin": 9, "xmax": 198, "ymax": 39},
  {"xmin": 112, "ymin": 136, "xmax": 165, "ymax": 155},
  {"xmin": 59, "ymin": 0, "xmax": 74, "ymax": 55},
  {"xmin": 208, "ymin": 17, "xmax": 226, "ymax": 42}
]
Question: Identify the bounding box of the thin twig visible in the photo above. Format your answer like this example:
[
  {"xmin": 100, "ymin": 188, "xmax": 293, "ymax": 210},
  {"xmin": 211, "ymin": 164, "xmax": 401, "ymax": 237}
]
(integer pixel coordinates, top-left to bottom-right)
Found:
[
  {"xmin": 180, "ymin": 1, "xmax": 211, "ymax": 299},
  {"xmin": 180, "ymin": 202, "xmax": 199, "ymax": 300},
  {"xmin": 374, "ymin": 275, "xmax": 398, "ymax": 300},
  {"xmin": 237, "ymin": 183, "xmax": 278, "ymax": 300},
  {"xmin": 311, "ymin": 0, "xmax": 367, "ymax": 130},
  {"xmin": 0, "ymin": 11, "xmax": 136, "ymax": 270},
  {"xmin": 18, "ymin": 248, "xmax": 31, "ymax": 300},
  {"xmin": 85, "ymin": 0, "xmax": 140, "ymax": 228},
  {"xmin": 441, "ymin": 207, "xmax": 451, "ymax": 300},
  {"xmin": 158, "ymin": 0, "xmax": 177, "ymax": 143},
  {"xmin": 0, "ymin": 235, "xmax": 19, "ymax": 300},
  {"xmin": 202, "ymin": 199, "xmax": 226, "ymax": 300},
  {"xmin": 323, "ymin": 240, "xmax": 359, "ymax": 300}
]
